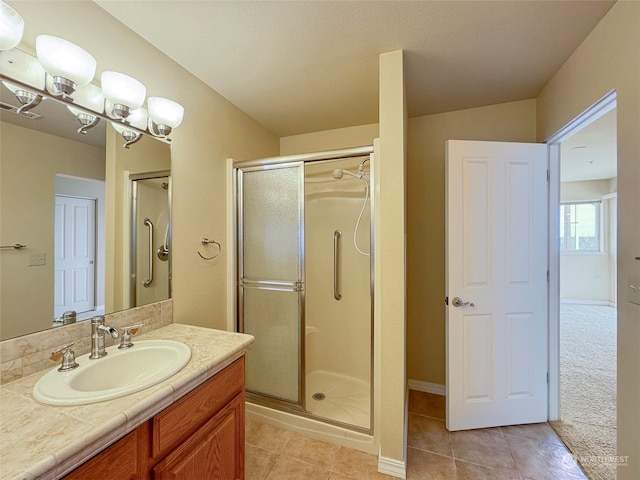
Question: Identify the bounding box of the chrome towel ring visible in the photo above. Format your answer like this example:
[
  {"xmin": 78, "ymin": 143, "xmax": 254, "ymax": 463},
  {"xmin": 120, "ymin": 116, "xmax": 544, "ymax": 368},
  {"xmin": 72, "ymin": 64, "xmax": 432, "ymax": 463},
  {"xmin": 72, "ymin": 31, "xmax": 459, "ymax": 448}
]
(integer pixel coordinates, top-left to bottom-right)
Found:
[{"xmin": 198, "ymin": 238, "xmax": 221, "ymax": 260}]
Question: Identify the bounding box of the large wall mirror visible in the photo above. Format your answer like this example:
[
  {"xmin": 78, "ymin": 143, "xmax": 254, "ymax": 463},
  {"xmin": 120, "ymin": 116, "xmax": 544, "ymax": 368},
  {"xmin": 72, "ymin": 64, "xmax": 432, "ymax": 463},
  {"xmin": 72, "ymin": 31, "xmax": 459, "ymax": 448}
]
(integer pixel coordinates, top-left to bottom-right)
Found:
[{"xmin": 0, "ymin": 51, "xmax": 172, "ymax": 341}]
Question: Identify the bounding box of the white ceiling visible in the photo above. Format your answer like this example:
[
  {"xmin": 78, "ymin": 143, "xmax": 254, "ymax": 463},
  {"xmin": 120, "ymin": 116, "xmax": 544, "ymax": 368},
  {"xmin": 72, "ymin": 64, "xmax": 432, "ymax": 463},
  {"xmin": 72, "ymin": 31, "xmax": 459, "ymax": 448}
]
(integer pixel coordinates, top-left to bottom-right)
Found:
[
  {"xmin": 95, "ymin": 0, "xmax": 615, "ymax": 137},
  {"xmin": 561, "ymin": 108, "xmax": 617, "ymax": 183}
]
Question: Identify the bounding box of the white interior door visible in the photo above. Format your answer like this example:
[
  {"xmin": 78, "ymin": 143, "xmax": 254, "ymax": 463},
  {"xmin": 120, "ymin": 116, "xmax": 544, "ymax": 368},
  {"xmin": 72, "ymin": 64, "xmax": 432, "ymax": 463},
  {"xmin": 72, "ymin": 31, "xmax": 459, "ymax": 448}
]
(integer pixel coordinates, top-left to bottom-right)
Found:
[
  {"xmin": 54, "ymin": 195, "xmax": 96, "ymax": 317},
  {"xmin": 446, "ymin": 140, "xmax": 548, "ymax": 431}
]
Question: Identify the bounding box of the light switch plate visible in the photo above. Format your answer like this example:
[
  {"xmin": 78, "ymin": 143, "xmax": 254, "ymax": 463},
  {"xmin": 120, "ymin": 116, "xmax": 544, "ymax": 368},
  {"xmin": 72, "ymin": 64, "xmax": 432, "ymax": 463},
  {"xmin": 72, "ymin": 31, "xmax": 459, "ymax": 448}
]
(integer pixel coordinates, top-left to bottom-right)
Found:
[{"xmin": 28, "ymin": 253, "xmax": 46, "ymax": 266}]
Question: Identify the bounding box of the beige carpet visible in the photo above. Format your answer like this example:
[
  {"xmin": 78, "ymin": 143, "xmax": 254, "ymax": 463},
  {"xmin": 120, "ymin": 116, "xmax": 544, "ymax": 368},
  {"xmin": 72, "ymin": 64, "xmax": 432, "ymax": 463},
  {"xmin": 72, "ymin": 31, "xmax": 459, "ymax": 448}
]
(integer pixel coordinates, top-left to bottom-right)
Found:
[{"xmin": 550, "ymin": 303, "xmax": 617, "ymax": 480}]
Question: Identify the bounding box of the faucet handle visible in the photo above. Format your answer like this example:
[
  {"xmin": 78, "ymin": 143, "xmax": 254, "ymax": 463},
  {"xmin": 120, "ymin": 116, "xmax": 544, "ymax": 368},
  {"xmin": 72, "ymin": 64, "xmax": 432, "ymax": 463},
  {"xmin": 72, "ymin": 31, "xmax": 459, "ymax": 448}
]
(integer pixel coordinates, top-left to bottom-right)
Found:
[
  {"xmin": 51, "ymin": 343, "xmax": 79, "ymax": 372},
  {"xmin": 118, "ymin": 323, "xmax": 144, "ymax": 349}
]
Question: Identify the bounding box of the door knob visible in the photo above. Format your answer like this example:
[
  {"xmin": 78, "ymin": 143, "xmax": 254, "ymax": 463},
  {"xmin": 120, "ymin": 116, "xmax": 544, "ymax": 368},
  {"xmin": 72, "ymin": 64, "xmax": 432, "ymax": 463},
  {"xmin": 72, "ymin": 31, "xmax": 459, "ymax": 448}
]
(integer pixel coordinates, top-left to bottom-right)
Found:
[{"xmin": 452, "ymin": 297, "xmax": 474, "ymax": 307}]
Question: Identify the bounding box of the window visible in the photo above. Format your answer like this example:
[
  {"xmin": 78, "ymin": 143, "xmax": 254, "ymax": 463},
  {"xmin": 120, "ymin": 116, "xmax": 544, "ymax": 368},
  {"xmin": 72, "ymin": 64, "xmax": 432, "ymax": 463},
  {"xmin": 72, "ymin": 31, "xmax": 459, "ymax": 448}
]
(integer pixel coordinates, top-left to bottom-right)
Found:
[{"xmin": 559, "ymin": 201, "xmax": 602, "ymax": 252}]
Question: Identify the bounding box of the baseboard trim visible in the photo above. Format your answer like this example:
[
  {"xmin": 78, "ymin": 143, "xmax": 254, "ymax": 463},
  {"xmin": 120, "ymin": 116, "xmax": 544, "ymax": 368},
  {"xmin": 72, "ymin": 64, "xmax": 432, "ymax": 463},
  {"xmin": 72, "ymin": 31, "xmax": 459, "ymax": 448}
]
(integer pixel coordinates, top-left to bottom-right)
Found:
[
  {"xmin": 378, "ymin": 456, "xmax": 406, "ymax": 479},
  {"xmin": 408, "ymin": 379, "xmax": 446, "ymax": 396},
  {"xmin": 561, "ymin": 299, "xmax": 616, "ymax": 307}
]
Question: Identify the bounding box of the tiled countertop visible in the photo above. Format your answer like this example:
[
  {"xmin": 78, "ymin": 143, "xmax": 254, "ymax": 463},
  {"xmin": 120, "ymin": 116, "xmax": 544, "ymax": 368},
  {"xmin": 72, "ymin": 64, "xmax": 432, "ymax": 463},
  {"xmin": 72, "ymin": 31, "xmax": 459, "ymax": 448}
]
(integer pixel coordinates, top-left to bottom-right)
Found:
[{"xmin": 0, "ymin": 324, "xmax": 254, "ymax": 480}]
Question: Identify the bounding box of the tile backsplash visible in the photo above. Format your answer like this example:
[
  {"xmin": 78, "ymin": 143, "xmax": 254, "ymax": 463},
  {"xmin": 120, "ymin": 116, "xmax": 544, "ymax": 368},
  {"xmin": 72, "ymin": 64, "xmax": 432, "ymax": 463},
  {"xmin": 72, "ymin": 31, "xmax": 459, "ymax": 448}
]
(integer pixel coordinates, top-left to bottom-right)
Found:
[{"xmin": 0, "ymin": 299, "xmax": 172, "ymax": 384}]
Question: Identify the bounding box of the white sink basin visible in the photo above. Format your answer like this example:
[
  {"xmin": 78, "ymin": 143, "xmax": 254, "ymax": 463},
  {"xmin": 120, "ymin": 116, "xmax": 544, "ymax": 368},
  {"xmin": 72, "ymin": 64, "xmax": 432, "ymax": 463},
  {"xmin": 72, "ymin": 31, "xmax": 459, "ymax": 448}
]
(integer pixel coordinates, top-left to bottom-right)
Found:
[{"xmin": 33, "ymin": 340, "xmax": 191, "ymax": 406}]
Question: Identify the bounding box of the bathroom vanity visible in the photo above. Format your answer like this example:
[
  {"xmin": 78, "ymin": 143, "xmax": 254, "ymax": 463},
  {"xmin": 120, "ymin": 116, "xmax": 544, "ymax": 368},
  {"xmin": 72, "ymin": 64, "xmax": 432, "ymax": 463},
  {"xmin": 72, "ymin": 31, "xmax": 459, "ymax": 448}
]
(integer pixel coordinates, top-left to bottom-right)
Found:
[
  {"xmin": 0, "ymin": 324, "xmax": 253, "ymax": 480},
  {"xmin": 65, "ymin": 358, "xmax": 244, "ymax": 479}
]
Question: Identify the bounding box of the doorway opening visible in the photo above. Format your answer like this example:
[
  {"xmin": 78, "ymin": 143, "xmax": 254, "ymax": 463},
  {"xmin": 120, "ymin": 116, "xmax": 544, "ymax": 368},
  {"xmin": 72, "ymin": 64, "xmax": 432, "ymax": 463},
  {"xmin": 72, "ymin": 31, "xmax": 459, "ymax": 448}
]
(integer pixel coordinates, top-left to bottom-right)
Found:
[
  {"xmin": 547, "ymin": 92, "xmax": 617, "ymax": 480},
  {"xmin": 53, "ymin": 174, "xmax": 105, "ymax": 323}
]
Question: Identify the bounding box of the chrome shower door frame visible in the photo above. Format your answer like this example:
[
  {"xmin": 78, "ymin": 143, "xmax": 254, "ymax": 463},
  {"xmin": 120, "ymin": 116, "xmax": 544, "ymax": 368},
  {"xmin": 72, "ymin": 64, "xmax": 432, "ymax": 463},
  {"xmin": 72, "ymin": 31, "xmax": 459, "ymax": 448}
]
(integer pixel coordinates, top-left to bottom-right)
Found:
[
  {"xmin": 237, "ymin": 162, "xmax": 306, "ymax": 411},
  {"xmin": 235, "ymin": 145, "xmax": 375, "ymax": 433},
  {"xmin": 129, "ymin": 170, "xmax": 171, "ymax": 308}
]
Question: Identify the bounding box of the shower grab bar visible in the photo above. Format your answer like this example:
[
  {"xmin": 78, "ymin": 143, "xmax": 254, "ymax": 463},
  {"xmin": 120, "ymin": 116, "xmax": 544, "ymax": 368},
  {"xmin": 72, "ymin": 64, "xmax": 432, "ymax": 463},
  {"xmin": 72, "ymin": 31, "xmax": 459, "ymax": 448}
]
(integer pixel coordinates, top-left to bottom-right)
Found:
[
  {"xmin": 143, "ymin": 218, "xmax": 153, "ymax": 287},
  {"xmin": 334, "ymin": 230, "xmax": 342, "ymax": 301}
]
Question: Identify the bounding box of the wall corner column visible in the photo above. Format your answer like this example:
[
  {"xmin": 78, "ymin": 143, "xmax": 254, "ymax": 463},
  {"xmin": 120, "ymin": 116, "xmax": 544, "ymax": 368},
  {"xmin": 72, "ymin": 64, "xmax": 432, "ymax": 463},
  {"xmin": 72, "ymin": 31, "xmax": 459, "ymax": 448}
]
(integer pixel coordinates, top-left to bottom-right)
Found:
[{"xmin": 376, "ymin": 49, "xmax": 407, "ymax": 478}]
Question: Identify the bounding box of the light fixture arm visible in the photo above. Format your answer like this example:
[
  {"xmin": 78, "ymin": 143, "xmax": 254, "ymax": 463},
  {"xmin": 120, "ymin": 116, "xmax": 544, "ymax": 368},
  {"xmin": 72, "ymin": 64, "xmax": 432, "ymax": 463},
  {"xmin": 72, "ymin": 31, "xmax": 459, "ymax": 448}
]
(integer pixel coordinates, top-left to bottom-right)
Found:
[
  {"xmin": 121, "ymin": 131, "xmax": 143, "ymax": 149},
  {"xmin": 15, "ymin": 92, "xmax": 43, "ymax": 114},
  {"xmin": 148, "ymin": 119, "xmax": 172, "ymax": 140},
  {"xmin": 76, "ymin": 114, "xmax": 100, "ymax": 134},
  {"xmin": 44, "ymin": 73, "xmax": 76, "ymax": 101}
]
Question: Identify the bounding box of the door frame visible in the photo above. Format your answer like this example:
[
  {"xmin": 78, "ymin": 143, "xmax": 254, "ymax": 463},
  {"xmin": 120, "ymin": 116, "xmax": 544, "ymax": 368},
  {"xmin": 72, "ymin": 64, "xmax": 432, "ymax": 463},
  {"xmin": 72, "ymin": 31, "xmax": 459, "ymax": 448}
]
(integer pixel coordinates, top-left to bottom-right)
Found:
[{"xmin": 545, "ymin": 89, "xmax": 617, "ymax": 420}]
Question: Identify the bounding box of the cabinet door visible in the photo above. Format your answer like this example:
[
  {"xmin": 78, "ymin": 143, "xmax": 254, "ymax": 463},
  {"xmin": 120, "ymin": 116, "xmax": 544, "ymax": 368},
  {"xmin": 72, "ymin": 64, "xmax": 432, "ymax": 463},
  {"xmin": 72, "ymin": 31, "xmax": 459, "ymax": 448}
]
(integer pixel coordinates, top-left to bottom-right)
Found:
[
  {"xmin": 63, "ymin": 425, "xmax": 148, "ymax": 480},
  {"xmin": 153, "ymin": 393, "xmax": 244, "ymax": 480}
]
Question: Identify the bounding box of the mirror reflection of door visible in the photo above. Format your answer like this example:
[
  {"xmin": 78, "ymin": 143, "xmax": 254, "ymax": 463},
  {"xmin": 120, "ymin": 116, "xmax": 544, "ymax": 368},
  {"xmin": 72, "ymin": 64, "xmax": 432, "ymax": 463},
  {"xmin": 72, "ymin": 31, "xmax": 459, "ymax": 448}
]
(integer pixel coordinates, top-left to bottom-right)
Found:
[
  {"xmin": 130, "ymin": 175, "xmax": 170, "ymax": 308},
  {"xmin": 53, "ymin": 195, "xmax": 96, "ymax": 318}
]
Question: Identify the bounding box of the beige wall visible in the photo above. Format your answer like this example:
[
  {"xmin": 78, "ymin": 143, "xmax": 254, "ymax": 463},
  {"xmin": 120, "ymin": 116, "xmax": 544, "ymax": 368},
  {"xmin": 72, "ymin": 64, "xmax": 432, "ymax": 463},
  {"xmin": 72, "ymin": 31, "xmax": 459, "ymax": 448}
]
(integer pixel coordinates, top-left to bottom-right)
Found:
[
  {"xmin": 377, "ymin": 50, "xmax": 407, "ymax": 469},
  {"xmin": 305, "ymin": 159, "xmax": 371, "ymax": 384},
  {"xmin": 0, "ymin": 122, "xmax": 105, "ymax": 339},
  {"xmin": 536, "ymin": 2, "xmax": 640, "ymax": 476},
  {"xmin": 406, "ymin": 99, "xmax": 537, "ymax": 385},
  {"xmin": 281, "ymin": 123, "xmax": 379, "ymax": 155},
  {"xmin": 560, "ymin": 179, "xmax": 614, "ymax": 303}
]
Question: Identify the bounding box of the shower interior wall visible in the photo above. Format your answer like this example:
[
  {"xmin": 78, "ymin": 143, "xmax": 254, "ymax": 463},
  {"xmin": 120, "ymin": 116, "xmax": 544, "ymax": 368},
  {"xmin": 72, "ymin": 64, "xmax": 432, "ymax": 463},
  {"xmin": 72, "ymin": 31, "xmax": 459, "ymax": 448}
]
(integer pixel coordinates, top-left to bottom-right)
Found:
[
  {"xmin": 133, "ymin": 177, "xmax": 170, "ymax": 307},
  {"xmin": 304, "ymin": 158, "xmax": 372, "ymax": 429}
]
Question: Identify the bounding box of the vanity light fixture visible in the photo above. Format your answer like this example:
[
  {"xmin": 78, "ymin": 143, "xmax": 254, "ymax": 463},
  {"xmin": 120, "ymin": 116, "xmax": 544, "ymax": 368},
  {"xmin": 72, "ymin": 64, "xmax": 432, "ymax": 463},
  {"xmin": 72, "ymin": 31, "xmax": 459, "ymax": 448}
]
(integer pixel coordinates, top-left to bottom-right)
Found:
[
  {"xmin": 68, "ymin": 105, "xmax": 100, "ymax": 134},
  {"xmin": 0, "ymin": 48, "xmax": 46, "ymax": 114},
  {"xmin": 147, "ymin": 97, "xmax": 184, "ymax": 139},
  {"xmin": 111, "ymin": 107, "xmax": 148, "ymax": 148},
  {"xmin": 1, "ymin": 3, "xmax": 184, "ymax": 148},
  {"xmin": 101, "ymin": 71, "xmax": 146, "ymax": 121},
  {"xmin": 0, "ymin": 1, "xmax": 24, "ymax": 50},
  {"xmin": 2, "ymin": 80, "xmax": 42, "ymax": 114},
  {"xmin": 36, "ymin": 35, "xmax": 96, "ymax": 100},
  {"xmin": 66, "ymin": 83, "xmax": 104, "ymax": 134}
]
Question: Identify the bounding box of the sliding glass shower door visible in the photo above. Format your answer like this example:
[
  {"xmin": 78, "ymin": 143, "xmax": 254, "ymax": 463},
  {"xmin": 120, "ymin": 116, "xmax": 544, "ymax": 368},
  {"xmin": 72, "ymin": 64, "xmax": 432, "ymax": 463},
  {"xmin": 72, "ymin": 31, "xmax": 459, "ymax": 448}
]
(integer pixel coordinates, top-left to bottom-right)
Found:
[
  {"xmin": 237, "ymin": 150, "xmax": 373, "ymax": 432},
  {"xmin": 238, "ymin": 163, "xmax": 304, "ymax": 407}
]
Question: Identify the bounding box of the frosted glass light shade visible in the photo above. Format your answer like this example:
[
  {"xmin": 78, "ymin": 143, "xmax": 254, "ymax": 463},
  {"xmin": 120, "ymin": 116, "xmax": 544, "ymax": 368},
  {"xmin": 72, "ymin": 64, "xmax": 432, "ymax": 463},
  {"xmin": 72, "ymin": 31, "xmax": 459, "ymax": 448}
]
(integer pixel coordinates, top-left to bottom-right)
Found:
[
  {"xmin": 112, "ymin": 107, "xmax": 148, "ymax": 132},
  {"xmin": 101, "ymin": 71, "xmax": 146, "ymax": 110},
  {"xmin": 0, "ymin": 1, "xmax": 24, "ymax": 50},
  {"xmin": 35, "ymin": 35, "xmax": 96, "ymax": 86},
  {"xmin": 68, "ymin": 83, "xmax": 104, "ymax": 113},
  {"xmin": 2, "ymin": 80, "xmax": 33, "ymax": 95},
  {"xmin": 148, "ymin": 97, "xmax": 184, "ymax": 128}
]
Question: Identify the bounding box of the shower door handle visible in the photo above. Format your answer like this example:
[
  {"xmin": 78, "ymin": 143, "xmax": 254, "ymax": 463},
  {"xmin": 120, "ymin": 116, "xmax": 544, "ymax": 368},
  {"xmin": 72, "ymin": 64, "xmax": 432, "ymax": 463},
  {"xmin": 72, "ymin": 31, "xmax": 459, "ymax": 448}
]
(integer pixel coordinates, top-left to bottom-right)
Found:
[
  {"xmin": 143, "ymin": 218, "xmax": 153, "ymax": 287},
  {"xmin": 334, "ymin": 230, "xmax": 342, "ymax": 301}
]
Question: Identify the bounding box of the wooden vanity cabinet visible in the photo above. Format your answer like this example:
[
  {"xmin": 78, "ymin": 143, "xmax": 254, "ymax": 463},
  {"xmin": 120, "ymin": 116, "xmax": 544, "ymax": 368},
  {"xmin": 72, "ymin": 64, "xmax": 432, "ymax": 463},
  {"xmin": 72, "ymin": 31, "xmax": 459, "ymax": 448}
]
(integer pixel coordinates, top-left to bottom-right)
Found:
[{"xmin": 63, "ymin": 358, "xmax": 245, "ymax": 480}]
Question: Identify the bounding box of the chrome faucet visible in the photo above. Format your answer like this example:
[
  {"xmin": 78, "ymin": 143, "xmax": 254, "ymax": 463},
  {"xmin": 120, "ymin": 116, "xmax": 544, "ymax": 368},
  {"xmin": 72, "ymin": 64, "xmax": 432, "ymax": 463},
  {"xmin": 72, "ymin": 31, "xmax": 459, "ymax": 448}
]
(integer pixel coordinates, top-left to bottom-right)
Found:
[{"xmin": 89, "ymin": 316, "xmax": 119, "ymax": 359}]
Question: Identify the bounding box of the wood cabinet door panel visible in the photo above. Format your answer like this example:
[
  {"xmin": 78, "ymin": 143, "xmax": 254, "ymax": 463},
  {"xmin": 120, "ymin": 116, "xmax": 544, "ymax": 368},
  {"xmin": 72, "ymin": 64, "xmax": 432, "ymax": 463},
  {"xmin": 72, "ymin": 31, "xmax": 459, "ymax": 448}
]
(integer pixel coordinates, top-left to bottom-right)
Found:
[
  {"xmin": 153, "ymin": 393, "xmax": 244, "ymax": 480},
  {"xmin": 152, "ymin": 358, "xmax": 244, "ymax": 459},
  {"xmin": 63, "ymin": 425, "xmax": 149, "ymax": 480}
]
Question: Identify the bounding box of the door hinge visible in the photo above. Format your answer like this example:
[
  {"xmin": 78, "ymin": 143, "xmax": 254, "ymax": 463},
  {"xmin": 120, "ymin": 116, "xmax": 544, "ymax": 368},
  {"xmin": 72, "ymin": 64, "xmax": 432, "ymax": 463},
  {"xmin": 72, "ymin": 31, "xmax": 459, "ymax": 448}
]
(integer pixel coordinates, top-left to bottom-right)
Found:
[
  {"xmin": 547, "ymin": 270, "xmax": 550, "ymax": 282},
  {"xmin": 445, "ymin": 296, "xmax": 449, "ymax": 305},
  {"xmin": 547, "ymin": 170, "xmax": 550, "ymax": 182},
  {"xmin": 547, "ymin": 372, "xmax": 549, "ymax": 384}
]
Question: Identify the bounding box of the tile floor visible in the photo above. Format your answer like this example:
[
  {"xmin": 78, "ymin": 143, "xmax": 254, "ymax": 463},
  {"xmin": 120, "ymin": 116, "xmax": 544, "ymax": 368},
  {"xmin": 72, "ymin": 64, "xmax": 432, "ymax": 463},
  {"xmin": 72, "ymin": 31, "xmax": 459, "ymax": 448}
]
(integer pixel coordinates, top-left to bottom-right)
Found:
[{"xmin": 246, "ymin": 390, "xmax": 589, "ymax": 480}]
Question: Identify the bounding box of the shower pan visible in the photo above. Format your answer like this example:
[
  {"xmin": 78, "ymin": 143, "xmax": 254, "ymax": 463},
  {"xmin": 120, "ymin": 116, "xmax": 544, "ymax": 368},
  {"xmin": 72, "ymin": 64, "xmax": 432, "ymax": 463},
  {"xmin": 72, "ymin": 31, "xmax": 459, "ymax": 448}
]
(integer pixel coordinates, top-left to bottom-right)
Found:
[
  {"xmin": 235, "ymin": 147, "xmax": 373, "ymax": 433},
  {"xmin": 130, "ymin": 171, "xmax": 171, "ymax": 308}
]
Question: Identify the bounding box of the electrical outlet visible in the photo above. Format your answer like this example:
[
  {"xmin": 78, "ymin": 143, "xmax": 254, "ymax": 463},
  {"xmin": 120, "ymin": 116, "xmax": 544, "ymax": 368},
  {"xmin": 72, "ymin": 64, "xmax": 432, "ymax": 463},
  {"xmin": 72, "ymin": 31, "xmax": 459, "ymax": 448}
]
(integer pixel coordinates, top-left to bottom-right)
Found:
[
  {"xmin": 28, "ymin": 253, "xmax": 46, "ymax": 266},
  {"xmin": 628, "ymin": 275, "xmax": 640, "ymax": 306}
]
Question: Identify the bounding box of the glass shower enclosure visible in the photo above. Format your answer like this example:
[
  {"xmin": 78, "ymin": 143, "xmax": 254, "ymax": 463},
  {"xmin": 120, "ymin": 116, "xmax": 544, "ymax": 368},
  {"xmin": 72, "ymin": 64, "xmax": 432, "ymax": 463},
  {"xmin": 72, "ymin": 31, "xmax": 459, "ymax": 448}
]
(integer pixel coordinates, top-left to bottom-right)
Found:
[
  {"xmin": 130, "ymin": 172, "xmax": 171, "ymax": 307},
  {"xmin": 236, "ymin": 148, "xmax": 373, "ymax": 432}
]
